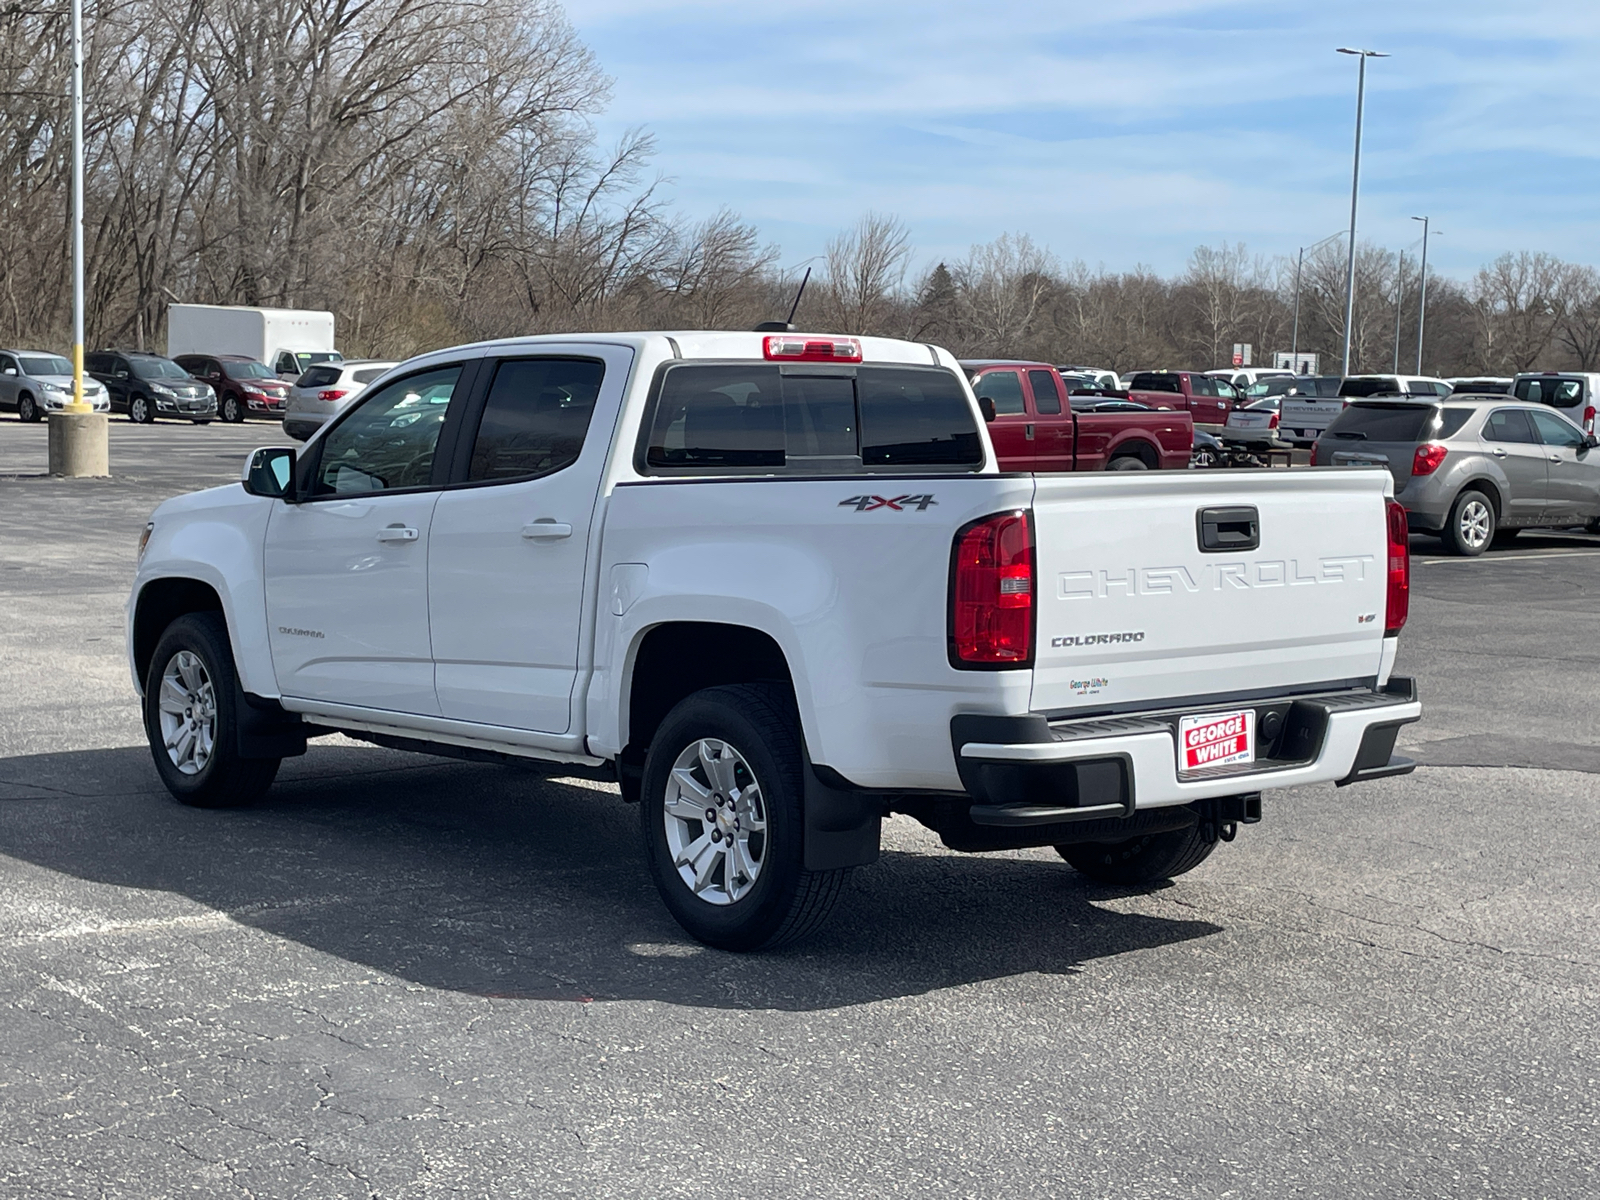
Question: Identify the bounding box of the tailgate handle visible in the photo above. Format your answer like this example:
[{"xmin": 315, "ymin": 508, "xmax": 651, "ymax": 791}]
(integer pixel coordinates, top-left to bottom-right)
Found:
[{"xmin": 1197, "ymin": 505, "xmax": 1259, "ymax": 553}]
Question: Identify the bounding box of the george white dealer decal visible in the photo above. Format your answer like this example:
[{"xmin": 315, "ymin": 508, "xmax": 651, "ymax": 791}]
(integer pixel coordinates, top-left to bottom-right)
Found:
[{"xmin": 1058, "ymin": 556, "xmax": 1375, "ymax": 600}]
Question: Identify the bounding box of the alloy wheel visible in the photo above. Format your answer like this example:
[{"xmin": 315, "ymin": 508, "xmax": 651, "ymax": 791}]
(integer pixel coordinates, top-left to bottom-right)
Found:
[
  {"xmin": 156, "ymin": 650, "xmax": 217, "ymax": 776},
  {"xmin": 662, "ymin": 737, "xmax": 768, "ymax": 905},
  {"xmin": 1458, "ymin": 498, "xmax": 1492, "ymax": 550}
]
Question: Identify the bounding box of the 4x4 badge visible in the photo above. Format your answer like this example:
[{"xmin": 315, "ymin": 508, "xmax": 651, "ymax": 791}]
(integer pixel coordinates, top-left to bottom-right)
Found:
[{"xmin": 839, "ymin": 494, "xmax": 937, "ymax": 512}]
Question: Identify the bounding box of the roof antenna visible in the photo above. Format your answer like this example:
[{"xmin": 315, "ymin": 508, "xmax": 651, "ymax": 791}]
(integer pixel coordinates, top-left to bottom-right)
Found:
[{"xmin": 753, "ymin": 266, "xmax": 811, "ymax": 332}]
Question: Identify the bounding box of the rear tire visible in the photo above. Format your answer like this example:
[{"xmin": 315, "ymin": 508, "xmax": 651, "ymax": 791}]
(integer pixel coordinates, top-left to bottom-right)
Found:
[
  {"xmin": 1444, "ymin": 489, "xmax": 1494, "ymax": 556},
  {"xmin": 17, "ymin": 394, "xmax": 39, "ymax": 423},
  {"xmin": 1057, "ymin": 825, "xmax": 1217, "ymax": 885},
  {"xmin": 143, "ymin": 612, "xmax": 279, "ymax": 808},
  {"xmin": 1108, "ymin": 454, "xmax": 1149, "ymax": 471},
  {"xmin": 640, "ymin": 683, "xmax": 846, "ymax": 951}
]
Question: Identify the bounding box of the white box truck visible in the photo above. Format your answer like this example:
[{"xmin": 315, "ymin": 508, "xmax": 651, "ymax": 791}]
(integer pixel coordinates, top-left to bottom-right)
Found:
[{"xmin": 167, "ymin": 304, "xmax": 342, "ymax": 380}]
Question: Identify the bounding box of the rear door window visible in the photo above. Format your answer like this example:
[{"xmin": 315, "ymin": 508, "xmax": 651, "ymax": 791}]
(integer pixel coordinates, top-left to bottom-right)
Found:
[
  {"xmin": 1129, "ymin": 373, "xmax": 1182, "ymax": 394},
  {"xmin": 466, "ymin": 358, "xmax": 604, "ymax": 482},
  {"xmin": 642, "ymin": 364, "xmax": 981, "ymax": 475},
  {"xmin": 352, "ymin": 367, "xmax": 390, "ymax": 384},
  {"xmin": 1026, "ymin": 369, "xmax": 1062, "ymax": 415},
  {"xmin": 1483, "ymin": 408, "xmax": 1538, "ymax": 444},
  {"xmin": 1324, "ymin": 402, "xmax": 1438, "ymax": 443}
]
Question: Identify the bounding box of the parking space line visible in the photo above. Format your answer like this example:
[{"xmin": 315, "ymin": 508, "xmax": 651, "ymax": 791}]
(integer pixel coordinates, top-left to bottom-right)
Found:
[{"xmin": 1418, "ymin": 550, "xmax": 1600, "ymax": 565}]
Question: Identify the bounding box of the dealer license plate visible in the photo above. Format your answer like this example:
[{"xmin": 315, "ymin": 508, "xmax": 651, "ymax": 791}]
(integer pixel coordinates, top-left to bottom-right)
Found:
[{"xmin": 1178, "ymin": 709, "xmax": 1255, "ymax": 774}]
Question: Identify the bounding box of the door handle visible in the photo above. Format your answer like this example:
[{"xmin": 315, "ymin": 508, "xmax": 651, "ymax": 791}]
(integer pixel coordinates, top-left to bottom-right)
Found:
[
  {"xmin": 1550, "ymin": 454, "xmax": 1564, "ymax": 463},
  {"xmin": 1024, "ymin": 424, "xmax": 1035, "ymax": 440},
  {"xmin": 376, "ymin": 525, "xmax": 419, "ymax": 542},
  {"xmin": 1491, "ymin": 448, "xmax": 1507, "ymax": 457},
  {"xmin": 521, "ymin": 520, "xmax": 573, "ymax": 540}
]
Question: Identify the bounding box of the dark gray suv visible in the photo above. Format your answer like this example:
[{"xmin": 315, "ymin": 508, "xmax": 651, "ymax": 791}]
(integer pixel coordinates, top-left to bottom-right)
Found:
[{"xmin": 1313, "ymin": 396, "xmax": 1600, "ymax": 555}]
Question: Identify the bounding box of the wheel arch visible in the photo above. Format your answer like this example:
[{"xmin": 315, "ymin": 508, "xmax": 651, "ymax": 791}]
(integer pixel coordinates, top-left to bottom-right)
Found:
[
  {"xmin": 1107, "ymin": 435, "xmax": 1159, "ymax": 468},
  {"xmin": 131, "ymin": 577, "xmax": 224, "ymax": 690},
  {"xmin": 1456, "ymin": 477, "xmax": 1504, "ymax": 521}
]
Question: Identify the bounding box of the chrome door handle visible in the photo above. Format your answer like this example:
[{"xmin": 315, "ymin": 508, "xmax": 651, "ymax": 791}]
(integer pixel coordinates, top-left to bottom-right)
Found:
[
  {"xmin": 1491, "ymin": 448, "xmax": 1507, "ymax": 457},
  {"xmin": 1550, "ymin": 455, "xmax": 1563, "ymax": 463},
  {"xmin": 522, "ymin": 520, "xmax": 573, "ymax": 540},
  {"xmin": 376, "ymin": 525, "xmax": 419, "ymax": 542}
]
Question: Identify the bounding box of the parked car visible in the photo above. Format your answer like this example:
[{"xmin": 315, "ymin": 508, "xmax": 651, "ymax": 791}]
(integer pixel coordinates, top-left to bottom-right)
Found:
[
  {"xmin": 1448, "ymin": 377, "xmax": 1512, "ymax": 395},
  {"xmin": 1511, "ymin": 372, "xmax": 1599, "ymax": 435},
  {"xmin": 0, "ymin": 349, "xmax": 110, "ymax": 420},
  {"xmin": 1312, "ymin": 397, "xmax": 1600, "ymax": 554},
  {"xmin": 1338, "ymin": 374, "xmax": 1453, "ymax": 399},
  {"xmin": 282, "ymin": 359, "xmax": 398, "ymax": 441},
  {"xmin": 1056, "ymin": 366, "xmax": 1120, "ymax": 391},
  {"xmin": 129, "ymin": 328, "xmax": 1419, "ymax": 950},
  {"xmin": 1189, "ymin": 427, "xmax": 1225, "ymax": 468},
  {"xmin": 1278, "ymin": 376, "xmax": 1350, "ymax": 445},
  {"xmin": 1205, "ymin": 367, "xmax": 1294, "ymax": 391},
  {"xmin": 963, "ymin": 360, "xmax": 1192, "ymax": 470},
  {"xmin": 86, "ymin": 350, "xmax": 216, "ymax": 423},
  {"xmin": 1222, "ymin": 397, "xmax": 1289, "ymax": 449},
  {"xmin": 1123, "ymin": 371, "xmax": 1238, "ymax": 432},
  {"xmin": 172, "ymin": 354, "xmax": 289, "ymax": 423}
]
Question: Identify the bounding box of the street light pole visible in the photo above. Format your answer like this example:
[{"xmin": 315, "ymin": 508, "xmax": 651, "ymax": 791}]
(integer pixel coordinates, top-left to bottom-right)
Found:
[
  {"xmin": 1290, "ymin": 230, "xmax": 1345, "ymax": 373},
  {"xmin": 46, "ymin": 0, "xmax": 108, "ymax": 476},
  {"xmin": 1412, "ymin": 215, "xmax": 1431, "ymax": 375},
  {"xmin": 1337, "ymin": 47, "xmax": 1388, "ymax": 377}
]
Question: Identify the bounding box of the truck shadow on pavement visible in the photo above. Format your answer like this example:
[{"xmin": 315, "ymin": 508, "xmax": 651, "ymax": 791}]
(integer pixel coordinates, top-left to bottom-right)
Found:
[{"xmin": 0, "ymin": 743, "xmax": 1223, "ymax": 1011}]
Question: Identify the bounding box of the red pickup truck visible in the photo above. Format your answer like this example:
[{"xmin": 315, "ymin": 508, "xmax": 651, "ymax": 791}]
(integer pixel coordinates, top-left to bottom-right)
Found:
[
  {"xmin": 964, "ymin": 360, "xmax": 1192, "ymax": 471},
  {"xmin": 1124, "ymin": 371, "xmax": 1238, "ymax": 431}
]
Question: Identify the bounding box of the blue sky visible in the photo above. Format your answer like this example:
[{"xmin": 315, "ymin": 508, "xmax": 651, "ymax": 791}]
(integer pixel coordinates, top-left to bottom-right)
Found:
[{"xmin": 568, "ymin": 0, "xmax": 1600, "ymax": 280}]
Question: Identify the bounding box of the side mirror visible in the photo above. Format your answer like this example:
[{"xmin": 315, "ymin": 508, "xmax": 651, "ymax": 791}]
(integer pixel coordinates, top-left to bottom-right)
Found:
[
  {"xmin": 242, "ymin": 446, "xmax": 296, "ymax": 499},
  {"xmin": 977, "ymin": 396, "xmax": 997, "ymax": 423}
]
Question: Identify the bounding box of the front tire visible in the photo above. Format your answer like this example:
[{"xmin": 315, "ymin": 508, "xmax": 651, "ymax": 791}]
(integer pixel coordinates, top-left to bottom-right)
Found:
[
  {"xmin": 1444, "ymin": 488, "xmax": 1494, "ymax": 556},
  {"xmin": 220, "ymin": 393, "xmax": 243, "ymax": 423},
  {"xmin": 1057, "ymin": 824, "xmax": 1217, "ymax": 885},
  {"xmin": 17, "ymin": 394, "xmax": 39, "ymax": 422},
  {"xmin": 640, "ymin": 683, "xmax": 846, "ymax": 951},
  {"xmin": 143, "ymin": 612, "xmax": 279, "ymax": 808},
  {"xmin": 129, "ymin": 394, "xmax": 154, "ymax": 424}
]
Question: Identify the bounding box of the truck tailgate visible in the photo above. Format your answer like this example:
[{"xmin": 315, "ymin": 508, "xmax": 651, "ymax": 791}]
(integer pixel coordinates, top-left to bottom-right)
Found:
[{"xmin": 1030, "ymin": 468, "xmax": 1393, "ymax": 714}]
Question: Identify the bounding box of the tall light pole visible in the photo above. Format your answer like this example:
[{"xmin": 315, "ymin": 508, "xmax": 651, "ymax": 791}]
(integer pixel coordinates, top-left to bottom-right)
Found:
[
  {"xmin": 1412, "ymin": 215, "xmax": 1431, "ymax": 375},
  {"xmin": 1337, "ymin": 47, "xmax": 1388, "ymax": 377},
  {"xmin": 1291, "ymin": 230, "xmax": 1346, "ymax": 372},
  {"xmin": 47, "ymin": 0, "xmax": 108, "ymax": 477}
]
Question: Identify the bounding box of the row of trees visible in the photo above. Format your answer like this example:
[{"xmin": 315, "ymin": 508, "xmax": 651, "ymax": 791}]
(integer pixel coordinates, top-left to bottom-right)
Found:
[{"xmin": 4, "ymin": 0, "xmax": 1598, "ymax": 378}]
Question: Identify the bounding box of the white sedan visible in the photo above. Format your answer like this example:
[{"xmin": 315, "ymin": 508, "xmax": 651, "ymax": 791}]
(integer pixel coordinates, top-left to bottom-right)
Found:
[{"xmin": 1221, "ymin": 397, "xmax": 1289, "ymax": 447}]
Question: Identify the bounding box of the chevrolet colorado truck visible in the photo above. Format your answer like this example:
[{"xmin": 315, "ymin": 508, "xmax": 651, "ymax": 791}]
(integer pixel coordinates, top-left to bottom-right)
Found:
[
  {"xmin": 963, "ymin": 360, "xmax": 1193, "ymax": 471},
  {"xmin": 128, "ymin": 330, "xmax": 1421, "ymax": 950}
]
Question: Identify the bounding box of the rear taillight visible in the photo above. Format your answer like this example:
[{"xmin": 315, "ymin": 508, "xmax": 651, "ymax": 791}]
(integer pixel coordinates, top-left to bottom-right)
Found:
[
  {"xmin": 1411, "ymin": 443, "xmax": 1447, "ymax": 476},
  {"xmin": 1385, "ymin": 500, "xmax": 1409, "ymax": 636},
  {"xmin": 1268, "ymin": 412, "xmax": 1279, "ymax": 429},
  {"xmin": 1309, "ymin": 441, "xmax": 1319, "ymax": 466},
  {"xmin": 1585, "ymin": 405, "xmax": 1595, "ymax": 434},
  {"xmin": 763, "ymin": 335, "xmax": 862, "ymax": 363},
  {"xmin": 317, "ymin": 389, "xmax": 348, "ymax": 402},
  {"xmin": 950, "ymin": 510, "xmax": 1034, "ymax": 667}
]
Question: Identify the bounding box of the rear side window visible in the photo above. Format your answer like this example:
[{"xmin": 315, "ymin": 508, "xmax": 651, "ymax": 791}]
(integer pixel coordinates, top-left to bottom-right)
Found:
[
  {"xmin": 352, "ymin": 367, "xmax": 389, "ymax": 384},
  {"xmin": 1437, "ymin": 409, "xmax": 1474, "ymax": 439},
  {"xmin": 467, "ymin": 358, "xmax": 604, "ymax": 482},
  {"xmin": 1324, "ymin": 402, "xmax": 1437, "ymax": 442},
  {"xmin": 642, "ymin": 363, "xmax": 981, "ymax": 475},
  {"xmin": 1129, "ymin": 373, "xmax": 1182, "ymax": 394}
]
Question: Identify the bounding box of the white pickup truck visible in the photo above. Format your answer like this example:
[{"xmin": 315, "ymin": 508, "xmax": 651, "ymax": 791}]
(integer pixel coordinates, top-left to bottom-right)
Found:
[{"xmin": 128, "ymin": 331, "xmax": 1421, "ymax": 950}]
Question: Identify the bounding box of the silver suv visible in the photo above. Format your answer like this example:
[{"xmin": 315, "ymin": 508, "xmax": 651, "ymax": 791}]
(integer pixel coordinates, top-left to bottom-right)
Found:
[
  {"xmin": 0, "ymin": 350, "xmax": 111, "ymax": 420},
  {"xmin": 1313, "ymin": 396, "xmax": 1600, "ymax": 555},
  {"xmin": 282, "ymin": 359, "xmax": 397, "ymax": 441}
]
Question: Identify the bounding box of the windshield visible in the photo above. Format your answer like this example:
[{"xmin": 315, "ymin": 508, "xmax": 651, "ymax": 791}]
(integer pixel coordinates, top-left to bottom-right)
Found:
[
  {"xmin": 132, "ymin": 356, "xmax": 191, "ymax": 379},
  {"xmin": 1338, "ymin": 377, "xmax": 1406, "ymax": 398},
  {"xmin": 228, "ymin": 360, "xmax": 277, "ymax": 380},
  {"xmin": 1244, "ymin": 377, "xmax": 1295, "ymax": 399},
  {"xmin": 297, "ymin": 351, "xmax": 343, "ymax": 370},
  {"xmin": 19, "ymin": 355, "xmax": 72, "ymax": 376}
]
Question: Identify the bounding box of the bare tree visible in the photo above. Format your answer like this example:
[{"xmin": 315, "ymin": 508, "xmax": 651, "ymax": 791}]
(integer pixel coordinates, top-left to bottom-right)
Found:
[
  {"xmin": 819, "ymin": 213, "xmax": 911, "ymax": 335},
  {"xmin": 952, "ymin": 233, "xmax": 1056, "ymax": 356},
  {"xmin": 1555, "ymin": 265, "xmax": 1600, "ymax": 371},
  {"xmin": 1470, "ymin": 251, "xmax": 1566, "ymax": 373}
]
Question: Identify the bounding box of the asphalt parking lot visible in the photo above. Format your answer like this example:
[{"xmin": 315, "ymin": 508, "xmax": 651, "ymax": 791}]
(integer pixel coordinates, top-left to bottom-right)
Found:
[{"xmin": 2, "ymin": 418, "xmax": 1598, "ymax": 1198}]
